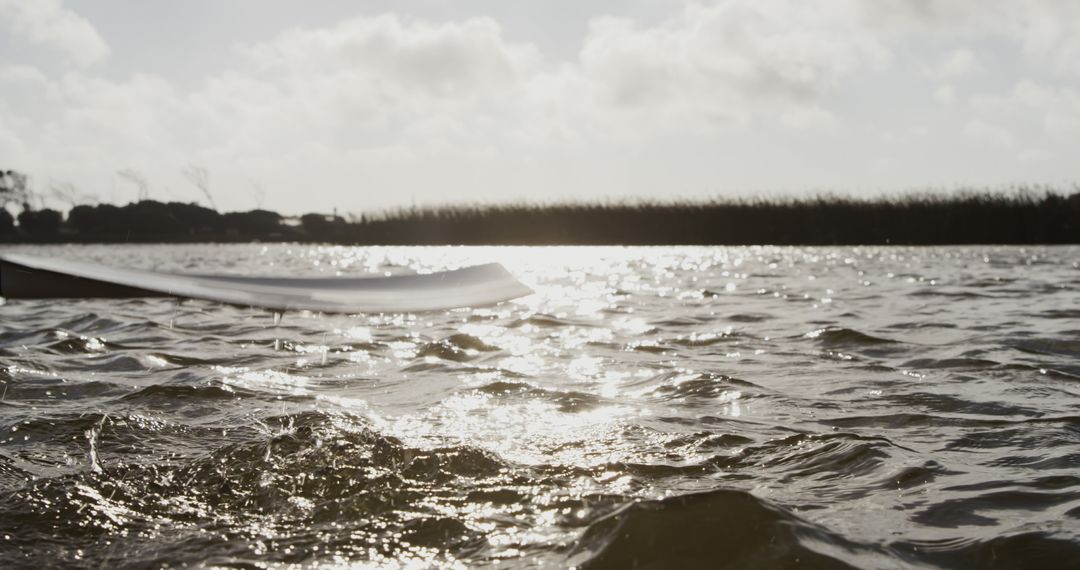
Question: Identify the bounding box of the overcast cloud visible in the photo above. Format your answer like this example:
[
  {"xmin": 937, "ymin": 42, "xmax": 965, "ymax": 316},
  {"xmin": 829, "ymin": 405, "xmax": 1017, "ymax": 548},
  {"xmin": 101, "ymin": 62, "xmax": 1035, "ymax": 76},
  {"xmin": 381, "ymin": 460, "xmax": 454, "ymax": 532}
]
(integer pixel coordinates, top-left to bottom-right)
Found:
[{"xmin": 1, "ymin": 0, "xmax": 1078, "ymax": 214}]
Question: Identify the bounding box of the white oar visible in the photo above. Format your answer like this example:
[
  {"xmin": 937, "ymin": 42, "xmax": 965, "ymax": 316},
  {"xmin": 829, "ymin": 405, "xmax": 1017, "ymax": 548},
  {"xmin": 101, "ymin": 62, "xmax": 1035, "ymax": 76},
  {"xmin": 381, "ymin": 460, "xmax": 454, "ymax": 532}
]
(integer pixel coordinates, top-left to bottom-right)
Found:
[{"xmin": 0, "ymin": 253, "xmax": 532, "ymax": 313}]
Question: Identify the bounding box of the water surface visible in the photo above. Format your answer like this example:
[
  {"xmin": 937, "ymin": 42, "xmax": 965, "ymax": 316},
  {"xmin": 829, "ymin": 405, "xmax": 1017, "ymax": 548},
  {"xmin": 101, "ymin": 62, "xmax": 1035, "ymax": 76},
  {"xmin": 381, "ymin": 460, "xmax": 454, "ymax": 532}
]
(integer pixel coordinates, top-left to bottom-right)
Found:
[{"xmin": 1, "ymin": 244, "xmax": 1078, "ymax": 568}]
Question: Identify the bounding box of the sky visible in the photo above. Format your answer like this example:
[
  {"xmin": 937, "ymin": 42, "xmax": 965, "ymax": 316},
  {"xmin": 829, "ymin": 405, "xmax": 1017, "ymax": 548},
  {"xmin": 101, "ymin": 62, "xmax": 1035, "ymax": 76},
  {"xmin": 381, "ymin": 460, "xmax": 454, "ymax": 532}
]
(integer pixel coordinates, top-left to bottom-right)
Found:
[{"xmin": 1, "ymin": 0, "xmax": 1079, "ymax": 215}]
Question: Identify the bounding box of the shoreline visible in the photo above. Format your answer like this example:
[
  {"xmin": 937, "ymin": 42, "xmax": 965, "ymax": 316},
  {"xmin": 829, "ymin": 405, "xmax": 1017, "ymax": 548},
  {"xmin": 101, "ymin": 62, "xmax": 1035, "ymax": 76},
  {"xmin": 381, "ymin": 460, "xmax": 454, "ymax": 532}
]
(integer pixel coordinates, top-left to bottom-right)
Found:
[{"xmin": 3, "ymin": 191, "xmax": 1078, "ymax": 246}]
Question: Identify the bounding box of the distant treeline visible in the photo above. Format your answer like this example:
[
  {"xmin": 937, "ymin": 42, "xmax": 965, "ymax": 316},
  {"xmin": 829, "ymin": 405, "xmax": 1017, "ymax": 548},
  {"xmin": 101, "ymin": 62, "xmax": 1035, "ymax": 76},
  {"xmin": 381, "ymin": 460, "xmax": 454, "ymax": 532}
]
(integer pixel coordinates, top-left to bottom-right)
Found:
[{"xmin": 1, "ymin": 190, "xmax": 1079, "ymax": 245}]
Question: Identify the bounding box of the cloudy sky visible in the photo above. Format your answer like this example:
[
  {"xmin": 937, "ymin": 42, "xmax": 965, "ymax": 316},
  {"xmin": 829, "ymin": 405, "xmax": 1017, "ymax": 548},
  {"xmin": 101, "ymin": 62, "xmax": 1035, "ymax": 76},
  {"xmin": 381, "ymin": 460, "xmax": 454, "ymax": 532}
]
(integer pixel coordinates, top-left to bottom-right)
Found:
[{"xmin": 1, "ymin": 0, "xmax": 1079, "ymax": 215}]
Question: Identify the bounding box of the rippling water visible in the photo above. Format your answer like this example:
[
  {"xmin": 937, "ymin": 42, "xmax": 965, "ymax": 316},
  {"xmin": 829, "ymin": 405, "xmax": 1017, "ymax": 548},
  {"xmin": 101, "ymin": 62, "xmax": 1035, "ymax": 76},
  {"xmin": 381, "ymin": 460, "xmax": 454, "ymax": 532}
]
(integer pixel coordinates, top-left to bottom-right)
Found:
[{"xmin": 1, "ymin": 244, "xmax": 1078, "ymax": 568}]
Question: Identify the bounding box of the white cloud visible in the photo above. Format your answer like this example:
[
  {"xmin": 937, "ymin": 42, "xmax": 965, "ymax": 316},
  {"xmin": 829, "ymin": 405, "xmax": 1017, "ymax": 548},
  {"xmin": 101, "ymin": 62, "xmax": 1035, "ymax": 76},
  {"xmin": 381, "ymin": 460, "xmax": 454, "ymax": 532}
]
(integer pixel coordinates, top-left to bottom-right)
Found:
[
  {"xmin": 0, "ymin": 15, "xmax": 559, "ymax": 209},
  {"xmin": 0, "ymin": 0, "xmax": 109, "ymax": 67},
  {"xmin": 973, "ymin": 80, "xmax": 1080, "ymax": 138},
  {"xmin": 1018, "ymin": 148, "xmax": 1054, "ymax": 162},
  {"xmin": 864, "ymin": 0, "xmax": 1080, "ymax": 76},
  {"xmin": 1010, "ymin": 81, "xmax": 1080, "ymax": 137},
  {"xmin": 0, "ymin": 113, "xmax": 26, "ymax": 160},
  {"xmin": 579, "ymin": 1, "xmax": 889, "ymax": 125},
  {"xmin": 934, "ymin": 84, "xmax": 956, "ymax": 105},
  {"xmin": 928, "ymin": 49, "xmax": 979, "ymax": 79},
  {"xmin": 215, "ymin": 14, "xmax": 560, "ymax": 158},
  {"xmin": 3, "ymin": 2, "xmax": 1080, "ymax": 212},
  {"xmin": 197, "ymin": 4, "xmax": 879, "ymax": 162},
  {"xmin": 241, "ymin": 15, "xmax": 542, "ymax": 97},
  {"xmin": 963, "ymin": 119, "xmax": 1014, "ymax": 147},
  {"xmin": 1009, "ymin": 1, "xmax": 1080, "ymax": 75}
]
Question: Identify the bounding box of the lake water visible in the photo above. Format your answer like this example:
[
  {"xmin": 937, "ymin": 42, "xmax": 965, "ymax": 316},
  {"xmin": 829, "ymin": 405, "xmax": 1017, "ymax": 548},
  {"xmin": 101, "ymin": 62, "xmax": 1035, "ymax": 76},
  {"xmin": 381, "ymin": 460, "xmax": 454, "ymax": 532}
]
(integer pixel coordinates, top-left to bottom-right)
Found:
[{"xmin": 1, "ymin": 244, "xmax": 1078, "ymax": 568}]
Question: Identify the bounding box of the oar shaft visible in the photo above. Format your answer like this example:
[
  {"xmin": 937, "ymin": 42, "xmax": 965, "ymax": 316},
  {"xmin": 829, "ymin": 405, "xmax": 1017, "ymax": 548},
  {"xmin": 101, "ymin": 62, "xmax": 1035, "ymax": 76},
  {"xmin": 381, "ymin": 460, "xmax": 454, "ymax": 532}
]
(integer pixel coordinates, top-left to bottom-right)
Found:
[{"xmin": 0, "ymin": 257, "xmax": 166, "ymax": 299}]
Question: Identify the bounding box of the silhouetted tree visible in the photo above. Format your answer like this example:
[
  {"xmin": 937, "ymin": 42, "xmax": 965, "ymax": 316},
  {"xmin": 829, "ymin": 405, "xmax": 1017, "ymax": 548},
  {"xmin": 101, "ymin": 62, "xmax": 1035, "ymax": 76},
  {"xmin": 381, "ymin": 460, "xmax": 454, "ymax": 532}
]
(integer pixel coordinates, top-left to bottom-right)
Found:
[
  {"xmin": 68, "ymin": 203, "xmax": 121, "ymax": 235},
  {"xmin": 17, "ymin": 208, "xmax": 62, "ymax": 235},
  {"xmin": 223, "ymin": 209, "xmax": 283, "ymax": 236},
  {"xmin": 0, "ymin": 208, "xmax": 14, "ymax": 234},
  {"xmin": 119, "ymin": 201, "xmax": 186, "ymax": 236},
  {"xmin": 301, "ymin": 213, "xmax": 347, "ymax": 240},
  {"xmin": 300, "ymin": 213, "xmax": 327, "ymax": 234},
  {"xmin": 3, "ymin": 184, "xmax": 1080, "ymax": 244},
  {"xmin": 164, "ymin": 201, "xmax": 222, "ymax": 234}
]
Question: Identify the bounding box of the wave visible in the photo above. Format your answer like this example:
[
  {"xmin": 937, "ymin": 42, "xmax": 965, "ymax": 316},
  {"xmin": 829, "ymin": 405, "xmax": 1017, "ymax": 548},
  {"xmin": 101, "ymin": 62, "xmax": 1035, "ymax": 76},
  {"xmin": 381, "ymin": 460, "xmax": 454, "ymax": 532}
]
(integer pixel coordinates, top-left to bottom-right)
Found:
[
  {"xmin": 647, "ymin": 371, "xmax": 762, "ymax": 401},
  {"xmin": 1011, "ymin": 338, "xmax": 1080, "ymax": 359},
  {"xmin": 804, "ymin": 327, "xmax": 899, "ymax": 347},
  {"xmin": 415, "ymin": 333, "xmax": 502, "ymax": 362},
  {"xmin": 571, "ymin": 489, "xmax": 880, "ymax": 569},
  {"xmin": 898, "ymin": 533, "xmax": 1080, "ymax": 569},
  {"xmin": 473, "ymin": 380, "xmax": 606, "ymax": 413},
  {"xmin": 0, "ymin": 410, "xmax": 510, "ymax": 568},
  {"xmin": 3, "ymin": 244, "xmax": 1079, "ymax": 567},
  {"xmin": 706, "ymin": 432, "xmax": 905, "ymax": 482},
  {"xmin": 727, "ymin": 313, "xmax": 773, "ymax": 322},
  {"xmin": 0, "ymin": 378, "xmax": 128, "ymax": 403},
  {"xmin": 572, "ymin": 488, "xmax": 1080, "ymax": 569}
]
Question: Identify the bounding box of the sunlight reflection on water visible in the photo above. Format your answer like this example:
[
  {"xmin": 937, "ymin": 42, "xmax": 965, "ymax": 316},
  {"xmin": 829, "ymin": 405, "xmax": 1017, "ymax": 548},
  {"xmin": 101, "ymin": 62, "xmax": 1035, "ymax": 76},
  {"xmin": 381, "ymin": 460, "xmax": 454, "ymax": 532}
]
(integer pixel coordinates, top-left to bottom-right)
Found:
[{"xmin": 2, "ymin": 244, "xmax": 1078, "ymax": 568}]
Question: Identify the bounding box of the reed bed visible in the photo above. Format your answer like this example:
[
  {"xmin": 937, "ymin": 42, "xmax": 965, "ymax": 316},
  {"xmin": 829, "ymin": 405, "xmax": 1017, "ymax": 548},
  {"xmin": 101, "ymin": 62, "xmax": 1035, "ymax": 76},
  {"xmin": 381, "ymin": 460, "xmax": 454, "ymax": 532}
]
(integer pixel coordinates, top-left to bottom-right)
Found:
[
  {"xmin": 334, "ymin": 189, "xmax": 1080, "ymax": 245},
  {"xmin": 2, "ymin": 188, "xmax": 1077, "ymax": 245}
]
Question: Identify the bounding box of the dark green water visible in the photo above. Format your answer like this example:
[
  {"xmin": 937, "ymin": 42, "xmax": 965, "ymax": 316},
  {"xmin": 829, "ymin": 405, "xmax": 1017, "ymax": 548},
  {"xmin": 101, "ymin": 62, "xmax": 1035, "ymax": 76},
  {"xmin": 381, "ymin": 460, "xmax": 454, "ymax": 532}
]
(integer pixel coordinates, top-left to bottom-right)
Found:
[{"xmin": 1, "ymin": 244, "xmax": 1078, "ymax": 568}]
